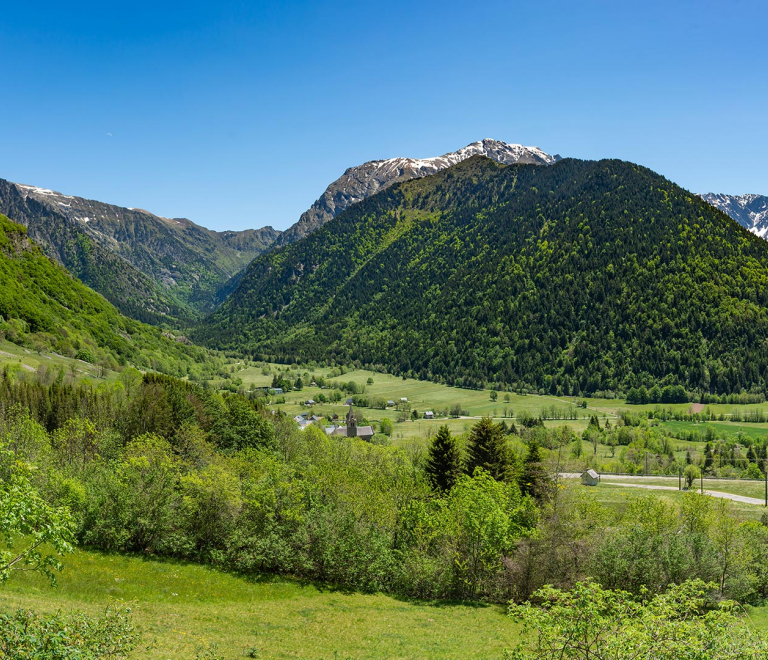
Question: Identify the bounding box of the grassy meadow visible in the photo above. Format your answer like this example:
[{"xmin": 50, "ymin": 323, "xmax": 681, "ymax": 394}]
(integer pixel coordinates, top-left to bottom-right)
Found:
[
  {"xmin": 0, "ymin": 548, "xmax": 516, "ymax": 660},
  {"xmin": 579, "ymin": 477, "xmax": 768, "ymax": 521},
  {"xmin": 7, "ymin": 356, "xmax": 768, "ymax": 657},
  {"xmin": 226, "ymin": 364, "xmax": 599, "ymax": 443},
  {"xmin": 0, "ymin": 338, "xmax": 120, "ymax": 384}
]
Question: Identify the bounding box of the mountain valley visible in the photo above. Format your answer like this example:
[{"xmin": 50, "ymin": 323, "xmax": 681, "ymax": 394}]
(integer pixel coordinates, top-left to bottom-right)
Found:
[{"xmin": 0, "ymin": 178, "xmax": 280, "ymax": 325}]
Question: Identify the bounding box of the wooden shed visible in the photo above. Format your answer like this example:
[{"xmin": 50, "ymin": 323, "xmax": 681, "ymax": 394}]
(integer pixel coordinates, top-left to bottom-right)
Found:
[{"xmin": 581, "ymin": 469, "xmax": 599, "ymax": 486}]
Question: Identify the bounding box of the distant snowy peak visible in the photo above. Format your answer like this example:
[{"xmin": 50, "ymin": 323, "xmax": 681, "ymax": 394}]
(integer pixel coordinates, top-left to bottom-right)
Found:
[
  {"xmin": 364, "ymin": 139, "xmax": 558, "ymax": 177},
  {"xmin": 700, "ymin": 192, "xmax": 768, "ymax": 239},
  {"xmin": 276, "ymin": 139, "xmax": 559, "ymax": 246}
]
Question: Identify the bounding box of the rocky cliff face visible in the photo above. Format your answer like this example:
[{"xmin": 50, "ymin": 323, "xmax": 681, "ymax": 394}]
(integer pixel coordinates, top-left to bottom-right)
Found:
[
  {"xmin": 0, "ymin": 179, "xmax": 281, "ymax": 322},
  {"xmin": 700, "ymin": 193, "xmax": 768, "ymax": 238},
  {"xmin": 275, "ymin": 139, "xmax": 559, "ymax": 246}
]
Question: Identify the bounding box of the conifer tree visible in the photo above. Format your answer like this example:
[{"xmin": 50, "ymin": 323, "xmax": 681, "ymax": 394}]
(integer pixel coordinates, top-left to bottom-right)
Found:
[
  {"xmin": 519, "ymin": 438, "xmax": 549, "ymax": 500},
  {"xmin": 465, "ymin": 417, "xmax": 516, "ymax": 482},
  {"xmin": 704, "ymin": 442, "xmax": 714, "ymax": 473},
  {"xmin": 425, "ymin": 425, "xmax": 462, "ymax": 492}
]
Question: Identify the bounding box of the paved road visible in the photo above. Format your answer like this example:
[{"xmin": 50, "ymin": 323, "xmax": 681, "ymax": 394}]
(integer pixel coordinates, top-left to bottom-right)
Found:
[
  {"xmin": 559, "ymin": 474, "xmax": 766, "ymax": 506},
  {"xmin": 603, "ymin": 482, "xmax": 765, "ymax": 505}
]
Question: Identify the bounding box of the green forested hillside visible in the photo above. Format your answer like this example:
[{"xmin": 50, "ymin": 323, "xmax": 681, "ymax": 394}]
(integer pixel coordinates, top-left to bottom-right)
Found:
[
  {"xmin": 0, "ymin": 178, "xmax": 280, "ymax": 325},
  {"xmin": 0, "ymin": 214, "xmax": 217, "ymax": 376},
  {"xmin": 196, "ymin": 156, "xmax": 768, "ymax": 395}
]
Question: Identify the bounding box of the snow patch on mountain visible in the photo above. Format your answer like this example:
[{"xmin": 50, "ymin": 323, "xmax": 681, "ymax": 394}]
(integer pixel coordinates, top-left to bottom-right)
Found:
[{"xmin": 700, "ymin": 193, "xmax": 768, "ymax": 239}]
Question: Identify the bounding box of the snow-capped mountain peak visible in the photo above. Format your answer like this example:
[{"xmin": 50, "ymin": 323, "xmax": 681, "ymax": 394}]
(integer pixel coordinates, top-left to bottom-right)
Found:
[{"xmin": 277, "ymin": 139, "xmax": 559, "ymax": 246}]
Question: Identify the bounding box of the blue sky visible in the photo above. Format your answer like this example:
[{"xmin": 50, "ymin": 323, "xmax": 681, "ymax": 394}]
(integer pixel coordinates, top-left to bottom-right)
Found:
[{"xmin": 1, "ymin": 0, "xmax": 766, "ymax": 231}]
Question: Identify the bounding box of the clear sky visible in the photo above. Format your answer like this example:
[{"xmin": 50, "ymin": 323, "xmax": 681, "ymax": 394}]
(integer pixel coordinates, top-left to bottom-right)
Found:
[{"xmin": 1, "ymin": 0, "xmax": 766, "ymax": 231}]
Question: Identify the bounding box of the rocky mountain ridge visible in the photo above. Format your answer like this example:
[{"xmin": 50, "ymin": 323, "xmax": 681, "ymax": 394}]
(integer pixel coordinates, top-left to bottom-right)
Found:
[
  {"xmin": 0, "ymin": 179, "xmax": 281, "ymax": 324},
  {"xmin": 700, "ymin": 193, "xmax": 768, "ymax": 238},
  {"xmin": 275, "ymin": 139, "xmax": 560, "ymax": 246}
]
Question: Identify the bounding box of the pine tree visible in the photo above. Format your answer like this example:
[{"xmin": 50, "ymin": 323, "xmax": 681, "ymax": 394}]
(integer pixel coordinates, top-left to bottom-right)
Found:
[
  {"xmin": 425, "ymin": 425, "xmax": 462, "ymax": 492},
  {"xmin": 519, "ymin": 439, "xmax": 548, "ymax": 499},
  {"xmin": 465, "ymin": 417, "xmax": 516, "ymax": 482},
  {"xmin": 704, "ymin": 442, "xmax": 714, "ymax": 473}
]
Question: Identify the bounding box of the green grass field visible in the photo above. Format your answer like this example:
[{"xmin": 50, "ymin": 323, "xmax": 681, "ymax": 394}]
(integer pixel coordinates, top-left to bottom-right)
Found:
[
  {"xmin": 0, "ymin": 339, "xmax": 119, "ymax": 384},
  {"xmin": 0, "ymin": 549, "xmax": 516, "ymax": 660},
  {"xmin": 594, "ymin": 484, "xmax": 768, "ymax": 521},
  {"xmin": 658, "ymin": 419, "xmax": 768, "ymax": 441},
  {"xmin": 227, "ymin": 364, "xmax": 596, "ymax": 445},
  {"xmin": 219, "ymin": 363, "xmax": 768, "ymax": 449},
  {"xmin": 4, "ymin": 538, "xmax": 768, "ymax": 659},
  {"xmin": 572, "ymin": 396, "xmax": 768, "ymax": 419},
  {"xmin": 597, "ymin": 474, "xmax": 767, "ymax": 501}
]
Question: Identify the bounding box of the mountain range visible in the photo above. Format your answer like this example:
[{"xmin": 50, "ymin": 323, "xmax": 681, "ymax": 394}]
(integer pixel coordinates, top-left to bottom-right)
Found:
[
  {"xmin": 0, "ymin": 140, "xmax": 559, "ymax": 326},
  {"xmin": 195, "ymin": 155, "xmax": 768, "ymax": 394},
  {"xmin": 0, "ymin": 179, "xmax": 280, "ymax": 325},
  {"xmin": 0, "ymin": 139, "xmax": 768, "ymax": 392},
  {"xmin": 700, "ymin": 193, "xmax": 768, "ymax": 238}
]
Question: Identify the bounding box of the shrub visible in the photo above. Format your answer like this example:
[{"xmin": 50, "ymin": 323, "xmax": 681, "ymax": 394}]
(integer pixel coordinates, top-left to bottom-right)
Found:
[
  {"xmin": 0, "ymin": 606, "xmax": 139, "ymax": 659},
  {"xmin": 684, "ymin": 464, "xmax": 701, "ymax": 489},
  {"xmin": 509, "ymin": 580, "xmax": 768, "ymax": 660}
]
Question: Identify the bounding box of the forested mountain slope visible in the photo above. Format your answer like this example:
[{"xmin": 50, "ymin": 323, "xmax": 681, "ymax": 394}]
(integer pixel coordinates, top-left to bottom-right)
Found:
[
  {"xmin": 196, "ymin": 156, "xmax": 768, "ymax": 395},
  {"xmin": 0, "ymin": 178, "xmax": 280, "ymax": 324},
  {"xmin": 0, "ymin": 179, "xmax": 192, "ymax": 325},
  {"xmin": 0, "ymin": 213, "xmax": 216, "ymax": 376}
]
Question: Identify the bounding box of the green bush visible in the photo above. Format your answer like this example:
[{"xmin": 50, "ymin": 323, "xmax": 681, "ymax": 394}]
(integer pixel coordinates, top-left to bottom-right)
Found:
[
  {"xmin": 0, "ymin": 606, "xmax": 139, "ymax": 659},
  {"xmin": 75, "ymin": 348, "xmax": 96, "ymax": 363},
  {"xmin": 509, "ymin": 580, "xmax": 768, "ymax": 660}
]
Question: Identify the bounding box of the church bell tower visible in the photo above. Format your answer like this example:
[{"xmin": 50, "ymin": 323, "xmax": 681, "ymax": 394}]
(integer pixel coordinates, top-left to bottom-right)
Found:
[{"xmin": 346, "ymin": 403, "xmax": 357, "ymax": 437}]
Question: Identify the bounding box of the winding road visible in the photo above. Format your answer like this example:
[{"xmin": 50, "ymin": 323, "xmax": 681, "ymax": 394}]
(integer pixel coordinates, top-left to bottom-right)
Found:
[{"xmin": 560, "ymin": 473, "xmax": 766, "ymax": 506}]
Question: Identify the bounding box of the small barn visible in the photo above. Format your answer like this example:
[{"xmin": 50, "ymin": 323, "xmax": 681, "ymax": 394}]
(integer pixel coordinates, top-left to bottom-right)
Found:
[
  {"xmin": 387, "ymin": 400, "xmax": 396, "ymax": 407},
  {"xmin": 581, "ymin": 469, "xmax": 599, "ymax": 486},
  {"xmin": 424, "ymin": 411, "xmax": 434, "ymax": 419}
]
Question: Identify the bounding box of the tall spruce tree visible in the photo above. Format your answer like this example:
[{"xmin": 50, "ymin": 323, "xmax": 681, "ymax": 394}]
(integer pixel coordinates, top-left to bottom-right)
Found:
[
  {"xmin": 425, "ymin": 425, "xmax": 462, "ymax": 492},
  {"xmin": 465, "ymin": 417, "xmax": 516, "ymax": 482},
  {"xmin": 519, "ymin": 439, "xmax": 549, "ymax": 500}
]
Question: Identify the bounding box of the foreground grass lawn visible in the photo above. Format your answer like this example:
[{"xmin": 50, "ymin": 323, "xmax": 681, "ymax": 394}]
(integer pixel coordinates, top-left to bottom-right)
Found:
[{"xmin": 0, "ymin": 548, "xmax": 516, "ymax": 660}]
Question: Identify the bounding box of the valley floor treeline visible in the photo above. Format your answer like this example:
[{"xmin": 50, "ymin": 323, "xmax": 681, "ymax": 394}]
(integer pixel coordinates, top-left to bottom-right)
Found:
[{"xmin": 4, "ymin": 366, "xmax": 768, "ymax": 605}]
